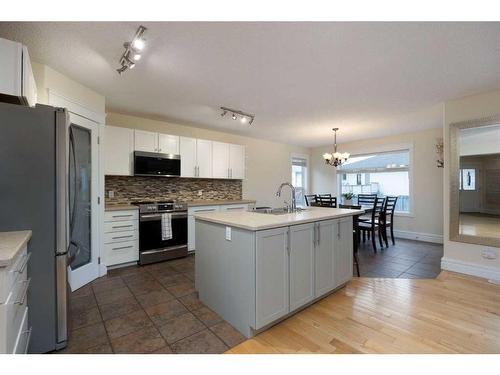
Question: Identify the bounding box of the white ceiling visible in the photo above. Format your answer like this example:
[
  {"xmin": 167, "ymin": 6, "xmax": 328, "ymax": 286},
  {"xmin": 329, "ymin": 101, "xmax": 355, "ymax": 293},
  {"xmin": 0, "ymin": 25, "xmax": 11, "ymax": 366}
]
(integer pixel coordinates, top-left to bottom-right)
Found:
[{"xmin": 1, "ymin": 22, "xmax": 500, "ymax": 147}]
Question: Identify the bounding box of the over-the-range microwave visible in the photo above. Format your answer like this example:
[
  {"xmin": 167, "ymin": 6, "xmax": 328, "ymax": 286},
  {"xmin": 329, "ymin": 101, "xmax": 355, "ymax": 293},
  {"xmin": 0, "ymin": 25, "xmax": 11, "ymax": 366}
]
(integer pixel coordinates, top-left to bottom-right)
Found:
[{"xmin": 134, "ymin": 151, "xmax": 181, "ymax": 177}]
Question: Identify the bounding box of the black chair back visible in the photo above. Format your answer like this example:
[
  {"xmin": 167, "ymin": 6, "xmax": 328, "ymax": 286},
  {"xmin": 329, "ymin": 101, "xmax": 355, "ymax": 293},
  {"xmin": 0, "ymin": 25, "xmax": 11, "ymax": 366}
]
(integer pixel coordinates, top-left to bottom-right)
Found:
[
  {"xmin": 304, "ymin": 194, "xmax": 318, "ymax": 206},
  {"xmin": 357, "ymin": 194, "xmax": 377, "ymax": 207},
  {"xmin": 382, "ymin": 196, "xmax": 398, "ymax": 223},
  {"xmin": 317, "ymin": 196, "xmax": 337, "ymax": 208},
  {"xmin": 371, "ymin": 197, "xmax": 385, "ymax": 222}
]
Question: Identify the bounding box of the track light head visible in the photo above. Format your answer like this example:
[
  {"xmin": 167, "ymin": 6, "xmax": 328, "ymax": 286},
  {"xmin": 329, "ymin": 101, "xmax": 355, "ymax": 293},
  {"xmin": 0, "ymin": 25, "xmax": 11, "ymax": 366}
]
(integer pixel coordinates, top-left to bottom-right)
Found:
[
  {"xmin": 232, "ymin": 113, "xmax": 237, "ymax": 120},
  {"xmin": 221, "ymin": 110, "xmax": 227, "ymax": 117}
]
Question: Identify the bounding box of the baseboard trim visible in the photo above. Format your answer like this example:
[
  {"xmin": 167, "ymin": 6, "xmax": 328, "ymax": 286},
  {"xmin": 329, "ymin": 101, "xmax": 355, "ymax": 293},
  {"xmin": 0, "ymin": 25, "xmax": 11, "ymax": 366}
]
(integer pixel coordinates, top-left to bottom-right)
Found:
[
  {"xmin": 441, "ymin": 257, "xmax": 500, "ymax": 281},
  {"xmin": 393, "ymin": 229, "xmax": 443, "ymax": 244}
]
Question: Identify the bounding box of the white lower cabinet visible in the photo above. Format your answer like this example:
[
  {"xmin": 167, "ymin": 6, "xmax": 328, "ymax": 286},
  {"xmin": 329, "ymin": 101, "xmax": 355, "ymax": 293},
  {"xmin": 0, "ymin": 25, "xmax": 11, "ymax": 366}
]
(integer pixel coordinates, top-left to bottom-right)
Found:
[
  {"xmin": 315, "ymin": 219, "xmax": 336, "ymax": 297},
  {"xmin": 103, "ymin": 210, "xmax": 139, "ymax": 267},
  {"xmin": 335, "ymin": 217, "xmax": 354, "ymax": 286},
  {"xmin": 0, "ymin": 244, "xmax": 31, "ymax": 354},
  {"xmin": 255, "ymin": 227, "xmax": 289, "ymax": 329},
  {"xmin": 254, "ymin": 218, "xmax": 353, "ymax": 330},
  {"xmin": 289, "ymin": 223, "xmax": 315, "ymax": 311}
]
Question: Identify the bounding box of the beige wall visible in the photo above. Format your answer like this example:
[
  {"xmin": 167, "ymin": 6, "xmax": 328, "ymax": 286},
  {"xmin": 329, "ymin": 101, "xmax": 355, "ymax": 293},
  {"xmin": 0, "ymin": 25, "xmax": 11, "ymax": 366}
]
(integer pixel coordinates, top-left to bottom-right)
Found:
[
  {"xmin": 32, "ymin": 61, "xmax": 105, "ymax": 114},
  {"xmin": 106, "ymin": 112, "xmax": 311, "ymax": 208},
  {"xmin": 443, "ymin": 89, "xmax": 500, "ymax": 274},
  {"xmin": 311, "ymin": 127, "xmax": 444, "ymax": 238}
]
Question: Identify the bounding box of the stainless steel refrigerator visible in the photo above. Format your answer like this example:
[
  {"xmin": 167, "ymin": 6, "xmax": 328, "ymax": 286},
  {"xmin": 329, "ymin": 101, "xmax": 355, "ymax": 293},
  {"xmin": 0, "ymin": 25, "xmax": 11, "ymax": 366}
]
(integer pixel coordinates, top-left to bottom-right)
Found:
[{"xmin": 0, "ymin": 101, "xmax": 72, "ymax": 353}]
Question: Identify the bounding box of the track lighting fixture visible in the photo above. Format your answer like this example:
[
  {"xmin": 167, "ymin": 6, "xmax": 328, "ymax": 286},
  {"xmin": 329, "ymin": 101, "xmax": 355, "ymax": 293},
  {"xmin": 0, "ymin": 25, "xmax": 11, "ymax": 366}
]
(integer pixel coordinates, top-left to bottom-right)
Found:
[
  {"xmin": 220, "ymin": 107, "xmax": 255, "ymax": 125},
  {"xmin": 116, "ymin": 25, "xmax": 147, "ymax": 75}
]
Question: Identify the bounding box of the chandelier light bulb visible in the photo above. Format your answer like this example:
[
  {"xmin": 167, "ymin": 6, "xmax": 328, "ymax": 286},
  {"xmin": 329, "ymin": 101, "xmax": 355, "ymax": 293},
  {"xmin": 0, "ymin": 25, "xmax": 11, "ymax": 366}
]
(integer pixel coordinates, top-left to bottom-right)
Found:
[
  {"xmin": 232, "ymin": 113, "xmax": 237, "ymax": 120},
  {"xmin": 240, "ymin": 117, "xmax": 247, "ymax": 123},
  {"xmin": 133, "ymin": 38, "xmax": 145, "ymax": 50},
  {"xmin": 133, "ymin": 53, "xmax": 141, "ymax": 61}
]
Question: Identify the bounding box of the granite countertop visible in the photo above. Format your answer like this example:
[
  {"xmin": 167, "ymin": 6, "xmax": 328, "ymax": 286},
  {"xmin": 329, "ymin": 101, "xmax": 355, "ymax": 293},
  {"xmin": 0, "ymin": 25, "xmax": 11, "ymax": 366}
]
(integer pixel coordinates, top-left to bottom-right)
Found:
[
  {"xmin": 194, "ymin": 206, "xmax": 364, "ymax": 231},
  {"xmin": 0, "ymin": 230, "xmax": 32, "ymax": 267},
  {"xmin": 105, "ymin": 204, "xmax": 139, "ymax": 212},
  {"xmin": 187, "ymin": 199, "xmax": 256, "ymax": 207}
]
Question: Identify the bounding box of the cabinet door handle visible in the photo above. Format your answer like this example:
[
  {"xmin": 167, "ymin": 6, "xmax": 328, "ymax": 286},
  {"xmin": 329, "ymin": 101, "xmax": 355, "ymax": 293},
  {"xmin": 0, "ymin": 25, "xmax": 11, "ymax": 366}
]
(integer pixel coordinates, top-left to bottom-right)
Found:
[
  {"xmin": 337, "ymin": 222, "xmax": 341, "ymax": 239},
  {"xmin": 112, "ymin": 224, "xmax": 133, "ymax": 229},
  {"xmin": 286, "ymin": 230, "xmax": 291, "ymax": 255},
  {"xmin": 112, "ymin": 235, "xmax": 134, "ymax": 240},
  {"xmin": 15, "ymin": 252, "xmax": 31, "ymax": 274},
  {"xmin": 112, "ymin": 245, "xmax": 134, "ymax": 251},
  {"xmin": 317, "ymin": 224, "xmax": 320, "ymax": 246},
  {"xmin": 111, "ymin": 214, "xmax": 133, "ymax": 218},
  {"xmin": 15, "ymin": 278, "xmax": 31, "ymax": 305}
]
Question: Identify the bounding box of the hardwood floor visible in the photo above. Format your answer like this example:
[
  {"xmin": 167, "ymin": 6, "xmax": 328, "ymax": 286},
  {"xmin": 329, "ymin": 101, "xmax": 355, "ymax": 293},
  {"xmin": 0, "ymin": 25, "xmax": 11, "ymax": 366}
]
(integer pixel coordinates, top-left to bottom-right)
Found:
[{"xmin": 227, "ymin": 271, "xmax": 500, "ymax": 354}]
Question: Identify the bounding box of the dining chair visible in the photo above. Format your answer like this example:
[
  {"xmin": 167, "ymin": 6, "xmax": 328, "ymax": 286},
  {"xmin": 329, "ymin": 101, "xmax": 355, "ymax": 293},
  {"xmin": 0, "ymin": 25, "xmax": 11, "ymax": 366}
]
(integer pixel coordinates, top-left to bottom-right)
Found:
[
  {"xmin": 317, "ymin": 196, "xmax": 337, "ymax": 208},
  {"xmin": 380, "ymin": 196, "xmax": 398, "ymax": 247},
  {"xmin": 304, "ymin": 194, "xmax": 318, "ymax": 206},
  {"xmin": 340, "ymin": 204, "xmax": 362, "ymax": 277},
  {"xmin": 357, "ymin": 197, "xmax": 385, "ymax": 253},
  {"xmin": 356, "ymin": 194, "xmax": 377, "ymax": 222}
]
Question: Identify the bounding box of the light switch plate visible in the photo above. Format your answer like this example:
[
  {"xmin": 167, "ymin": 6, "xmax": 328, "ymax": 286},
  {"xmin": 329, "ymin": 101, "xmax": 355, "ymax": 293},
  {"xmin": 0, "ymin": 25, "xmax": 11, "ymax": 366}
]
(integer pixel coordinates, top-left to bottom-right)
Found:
[
  {"xmin": 108, "ymin": 190, "xmax": 115, "ymax": 198},
  {"xmin": 225, "ymin": 226, "xmax": 231, "ymax": 241}
]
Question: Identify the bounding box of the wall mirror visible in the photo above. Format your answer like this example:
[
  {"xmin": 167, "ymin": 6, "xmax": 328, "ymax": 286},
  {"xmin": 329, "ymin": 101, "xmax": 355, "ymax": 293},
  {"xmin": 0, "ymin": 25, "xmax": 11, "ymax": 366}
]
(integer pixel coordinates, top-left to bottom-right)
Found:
[{"xmin": 450, "ymin": 117, "xmax": 500, "ymax": 247}]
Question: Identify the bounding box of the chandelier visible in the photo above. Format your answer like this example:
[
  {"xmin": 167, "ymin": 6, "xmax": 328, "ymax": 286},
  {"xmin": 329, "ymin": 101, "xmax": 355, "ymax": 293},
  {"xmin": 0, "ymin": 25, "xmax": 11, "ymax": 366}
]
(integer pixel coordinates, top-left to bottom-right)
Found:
[{"xmin": 322, "ymin": 128, "xmax": 350, "ymax": 167}]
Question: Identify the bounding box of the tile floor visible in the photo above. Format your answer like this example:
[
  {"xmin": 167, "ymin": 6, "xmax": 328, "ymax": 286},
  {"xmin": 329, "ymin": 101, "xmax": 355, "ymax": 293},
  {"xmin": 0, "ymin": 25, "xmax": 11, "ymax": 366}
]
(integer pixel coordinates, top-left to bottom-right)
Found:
[
  {"xmin": 60, "ymin": 255, "xmax": 245, "ymax": 354},
  {"xmin": 355, "ymin": 238, "xmax": 443, "ymax": 278}
]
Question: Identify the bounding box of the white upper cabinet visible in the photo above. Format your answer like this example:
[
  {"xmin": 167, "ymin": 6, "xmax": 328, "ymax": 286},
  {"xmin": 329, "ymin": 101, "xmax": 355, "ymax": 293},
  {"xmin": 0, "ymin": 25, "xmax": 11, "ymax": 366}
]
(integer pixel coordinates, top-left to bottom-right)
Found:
[
  {"xmin": 211, "ymin": 142, "xmax": 245, "ymax": 179},
  {"xmin": 212, "ymin": 141, "xmax": 230, "ymax": 178},
  {"xmin": 180, "ymin": 137, "xmax": 197, "ymax": 177},
  {"xmin": 0, "ymin": 38, "xmax": 37, "ymax": 106},
  {"xmin": 229, "ymin": 144, "xmax": 245, "ymax": 179},
  {"xmin": 196, "ymin": 139, "xmax": 212, "ymax": 178},
  {"xmin": 134, "ymin": 130, "xmax": 158, "ymax": 152},
  {"xmin": 158, "ymin": 134, "xmax": 180, "ymax": 155},
  {"xmin": 103, "ymin": 126, "xmax": 134, "ymax": 176},
  {"xmin": 134, "ymin": 130, "xmax": 180, "ymax": 155},
  {"xmin": 180, "ymin": 137, "xmax": 213, "ymax": 178}
]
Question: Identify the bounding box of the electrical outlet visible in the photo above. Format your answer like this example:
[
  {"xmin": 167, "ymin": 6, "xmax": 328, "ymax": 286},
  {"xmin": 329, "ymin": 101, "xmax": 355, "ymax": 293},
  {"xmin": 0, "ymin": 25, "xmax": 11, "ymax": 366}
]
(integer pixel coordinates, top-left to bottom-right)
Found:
[
  {"xmin": 108, "ymin": 190, "xmax": 115, "ymax": 198},
  {"xmin": 482, "ymin": 248, "xmax": 497, "ymax": 260},
  {"xmin": 225, "ymin": 226, "xmax": 232, "ymax": 241},
  {"xmin": 198, "ymin": 190, "xmax": 203, "ymax": 197}
]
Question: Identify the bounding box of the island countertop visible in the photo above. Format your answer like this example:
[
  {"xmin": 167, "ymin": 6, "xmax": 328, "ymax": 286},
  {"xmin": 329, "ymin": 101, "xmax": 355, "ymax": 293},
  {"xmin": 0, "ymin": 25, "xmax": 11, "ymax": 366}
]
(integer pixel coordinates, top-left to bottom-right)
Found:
[
  {"xmin": 0, "ymin": 230, "xmax": 32, "ymax": 267},
  {"xmin": 194, "ymin": 206, "xmax": 364, "ymax": 231}
]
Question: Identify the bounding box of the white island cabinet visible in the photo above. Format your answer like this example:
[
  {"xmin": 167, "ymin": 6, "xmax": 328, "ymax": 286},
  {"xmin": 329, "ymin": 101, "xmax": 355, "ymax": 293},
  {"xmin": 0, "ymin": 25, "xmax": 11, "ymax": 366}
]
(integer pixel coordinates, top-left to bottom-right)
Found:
[{"xmin": 194, "ymin": 206, "xmax": 362, "ymax": 337}]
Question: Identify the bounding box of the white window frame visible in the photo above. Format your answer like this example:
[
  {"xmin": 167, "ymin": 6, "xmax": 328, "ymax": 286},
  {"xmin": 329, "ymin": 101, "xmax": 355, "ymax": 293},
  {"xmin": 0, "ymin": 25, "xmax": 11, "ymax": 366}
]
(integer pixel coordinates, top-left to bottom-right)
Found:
[
  {"xmin": 336, "ymin": 143, "xmax": 414, "ymax": 217},
  {"xmin": 291, "ymin": 153, "xmax": 310, "ymax": 207}
]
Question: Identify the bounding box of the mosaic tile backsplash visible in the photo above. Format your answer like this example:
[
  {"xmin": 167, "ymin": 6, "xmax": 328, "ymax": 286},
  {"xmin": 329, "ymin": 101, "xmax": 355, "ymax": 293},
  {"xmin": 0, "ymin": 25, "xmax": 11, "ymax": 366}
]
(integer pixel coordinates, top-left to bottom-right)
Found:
[{"xmin": 105, "ymin": 176, "xmax": 243, "ymax": 205}]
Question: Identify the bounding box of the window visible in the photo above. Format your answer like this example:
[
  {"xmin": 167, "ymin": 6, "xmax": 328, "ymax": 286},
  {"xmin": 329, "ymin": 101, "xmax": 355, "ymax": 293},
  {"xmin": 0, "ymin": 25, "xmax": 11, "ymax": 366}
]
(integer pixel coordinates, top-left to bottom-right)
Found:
[
  {"xmin": 337, "ymin": 149, "xmax": 411, "ymax": 213},
  {"xmin": 460, "ymin": 168, "xmax": 476, "ymax": 191},
  {"xmin": 291, "ymin": 155, "xmax": 309, "ymax": 207}
]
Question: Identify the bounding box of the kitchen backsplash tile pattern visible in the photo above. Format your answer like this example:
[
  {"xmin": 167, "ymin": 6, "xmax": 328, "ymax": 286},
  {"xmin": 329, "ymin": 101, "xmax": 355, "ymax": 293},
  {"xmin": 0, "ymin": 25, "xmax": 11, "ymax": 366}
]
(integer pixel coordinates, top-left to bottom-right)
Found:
[{"xmin": 105, "ymin": 176, "xmax": 242, "ymax": 205}]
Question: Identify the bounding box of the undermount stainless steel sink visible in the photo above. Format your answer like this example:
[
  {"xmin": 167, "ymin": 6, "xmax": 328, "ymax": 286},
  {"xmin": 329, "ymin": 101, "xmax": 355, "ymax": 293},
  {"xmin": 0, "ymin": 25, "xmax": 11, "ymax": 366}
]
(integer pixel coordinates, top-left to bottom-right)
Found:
[{"xmin": 252, "ymin": 207, "xmax": 306, "ymax": 215}]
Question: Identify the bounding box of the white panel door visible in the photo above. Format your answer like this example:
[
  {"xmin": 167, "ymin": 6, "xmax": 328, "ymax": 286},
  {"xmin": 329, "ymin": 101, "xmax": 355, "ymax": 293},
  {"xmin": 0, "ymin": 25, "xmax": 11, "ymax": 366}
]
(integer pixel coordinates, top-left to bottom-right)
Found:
[
  {"xmin": 180, "ymin": 136, "xmax": 197, "ymax": 177},
  {"xmin": 103, "ymin": 126, "xmax": 134, "ymax": 176},
  {"xmin": 67, "ymin": 113, "xmax": 100, "ymax": 291},
  {"xmin": 196, "ymin": 139, "xmax": 213, "ymax": 178},
  {"xmin": 334, "ymin": 217, "xmax": 353, "ymax": 287},
  {"xmin": 315, "ymin": 219, "xmax": 336, "ymax": 297},
  {"xmin": 212, "ymin": 141, "xmax": 230, "ymax": 178},
  {"xmin": 289, "ymin": 223, "xmax": 315, "ymax": 311},
  {"xmin": 134, "ymin": 129, "xmax": 158, "ymax": 152},
  {"xmin": 255, "ymin": 227, "xmax": 289, "ymax": 329},
  {"xmin": 229, "ymin": 144, "xmax": 245, "ymax": 179},
  {"xmin": 158, "ymin": 133, "xmax": 180, "ymax": 154}
]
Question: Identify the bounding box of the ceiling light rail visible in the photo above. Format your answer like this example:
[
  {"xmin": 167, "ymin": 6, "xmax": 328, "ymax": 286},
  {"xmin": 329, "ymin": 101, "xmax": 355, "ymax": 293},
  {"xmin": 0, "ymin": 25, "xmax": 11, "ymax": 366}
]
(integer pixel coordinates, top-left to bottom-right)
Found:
[
  {"xmin": 117, "ymin": 25, "xmax": 147, "ymax": 75},
  {"xmin": 220, "ymin": 106, "xmax": 255, "ymax": 125}
]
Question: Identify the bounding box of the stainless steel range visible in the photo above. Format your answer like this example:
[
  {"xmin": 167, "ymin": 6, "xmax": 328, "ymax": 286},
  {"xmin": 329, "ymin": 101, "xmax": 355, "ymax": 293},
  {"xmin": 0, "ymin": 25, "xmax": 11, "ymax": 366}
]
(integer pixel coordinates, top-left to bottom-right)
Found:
[{"xmin": 134, "ymin": 201, "xmax": 188, "ymax": 265}]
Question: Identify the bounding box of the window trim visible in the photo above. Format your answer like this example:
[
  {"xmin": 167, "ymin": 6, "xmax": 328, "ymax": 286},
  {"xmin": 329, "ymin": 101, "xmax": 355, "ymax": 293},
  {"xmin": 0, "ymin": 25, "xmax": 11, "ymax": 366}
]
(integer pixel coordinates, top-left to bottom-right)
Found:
[
  {"xmin": 336, "ymin": 143, "xmax": 414, "ymax": 217},
  {"xmin": 291, "ymin": 153, "xmax": 310, "ymax": 207}
]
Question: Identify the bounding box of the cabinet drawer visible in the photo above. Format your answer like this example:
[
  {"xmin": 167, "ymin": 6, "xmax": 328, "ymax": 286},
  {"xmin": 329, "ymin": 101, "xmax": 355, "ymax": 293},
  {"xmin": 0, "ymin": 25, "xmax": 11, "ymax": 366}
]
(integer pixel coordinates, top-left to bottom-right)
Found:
[
  {"xmin": 104, "ymin": 220, "xmax": 138, "ymax": 233},
  {"xmin": 104, "ymin": 210, "xmax": 138, "ymax": 222},
  {"xmin": 220, "ymin": 204, "xmax": 249, "ymax": 212},
  {"xmin": 104, "ymin": 240, "xmax": 139, "ymax": 266},
  {"xmin": 12, "ymin": 307, "xmax": 29, "ymax": 354},
  {"xmin": 0, "ymin": 246, "xmax": 28, "ymax": 304},
  {"xmin": 104, "ymin": 230, "xmax": 138, "ymax": 244},
  {"xmin": 188, "ymin": 206, "xmax": 220, "ymax": 215},
  {"xmin": 1, "ymin": 276, "xmax": 30, "ymax": 353}
]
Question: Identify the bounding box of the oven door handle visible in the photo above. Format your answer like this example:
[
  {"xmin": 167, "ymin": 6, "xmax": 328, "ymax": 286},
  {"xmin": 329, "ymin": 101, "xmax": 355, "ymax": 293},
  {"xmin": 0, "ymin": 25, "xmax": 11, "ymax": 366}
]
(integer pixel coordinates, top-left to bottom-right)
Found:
[{"xmin": 140, "ymin": 213, "xmax": 188, "ymax": 221}]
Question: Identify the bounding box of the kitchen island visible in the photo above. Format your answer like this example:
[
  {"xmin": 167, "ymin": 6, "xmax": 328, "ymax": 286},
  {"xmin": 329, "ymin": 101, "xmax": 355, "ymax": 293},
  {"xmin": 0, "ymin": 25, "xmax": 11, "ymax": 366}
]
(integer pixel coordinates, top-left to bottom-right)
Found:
[{"xmin": 194, "ymin": 206, "xmax": 364, "ymax": 338}]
